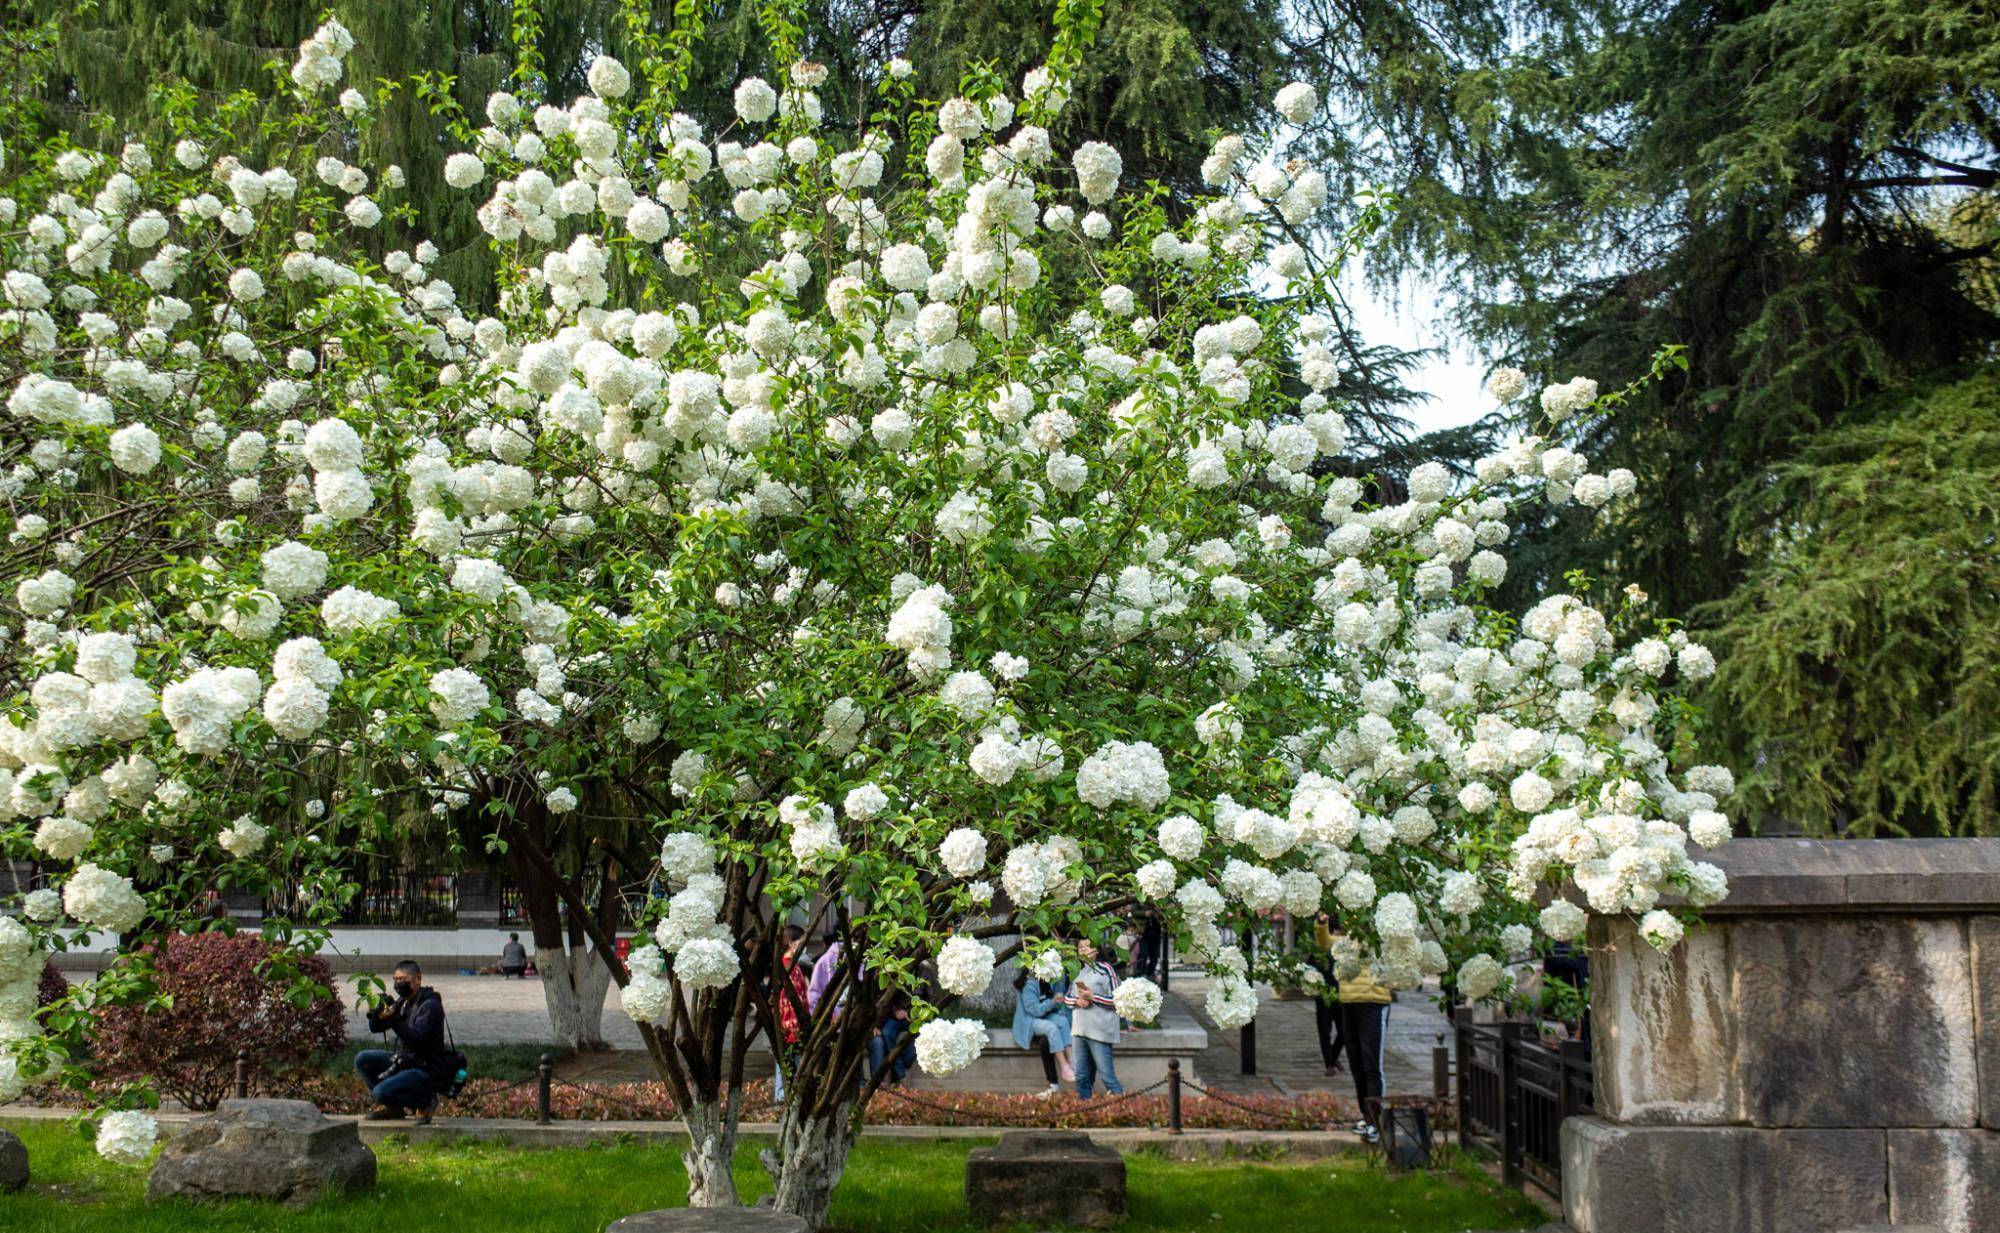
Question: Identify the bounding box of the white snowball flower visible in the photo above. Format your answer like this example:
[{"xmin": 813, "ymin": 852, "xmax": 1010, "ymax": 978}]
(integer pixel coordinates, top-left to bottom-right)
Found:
[
  {"xmin": 1136, "ymin": 859, "xmax": 1178, "ymax": 900},
  {"xmin": 1640, "ymin": 909, "xmax": 1685, "ymax": 951},
  {"xmin": 427, "ymin": 667, "xmax": 491, "ymax": 725},
  {"xmin": 734, "ymin": 77, "xmax": 778, "ymax": 122},
  {"xmin": 1074, "ymin": 740, "xmax": 1171, "ymax": 810},
  {"xmin": 1688, "ymin": 809, "xmax": 1732, "ymax": 848},
  {"xmin": 914, "ymin": 1017, "xmax": 987, "ymax": 1076},
  {"xmin": 587, "ymin": 54, "xmax": 631, "ymax": 98},
  {"xmin": 843, "ymin": 783, "xmax": 889, "ymax": 821},
  {"xmin": 938, "ymin": 827, "xmax": 989, "ymax": 878},
  {"xmin": 674, "ymin": 935, "xmax": 740, "ymax": 990},
  {"xmin": 95, "ymin": 1110, "xmax": 159, "ymax": 1164},
  {"xmin": 108, "ymin": 422, "xmax": 162, "ymax": 474},
  {"xmin": 218, "ymin": 815, "xmax": 270, "ymax": 858},
  {"xmin": 1458, "ymin": 953, "xmax": 1506, "ymax": 1001},
  {"xmin": 444, "ymin": 152, "xmax": 485, "ymax": 188},
  {"xmin": 63, "ymin": 863, "xmax": 146, "ymax": 932},
  {"xmin": 1157, "ymin": 814, "xmax": 1203, "ymax": 860},
  {"xmin": 1274, "ymin": 81, "xmax": 1318, "ymax": 124},
  {"xmin": 1539, "ymin": 899, "xmax": 1587, "ymax": 942},
  {"xmin": 1204, "ymin": 973, "xmax": 1256, "ymax": 1029},
  {"xmin": 936, "ymin": 936, "xmax": 997, "ymax": 997},
  {"xmin": 1113, "ymin": 977, "xmax": 1163, "ymax": 1024}
]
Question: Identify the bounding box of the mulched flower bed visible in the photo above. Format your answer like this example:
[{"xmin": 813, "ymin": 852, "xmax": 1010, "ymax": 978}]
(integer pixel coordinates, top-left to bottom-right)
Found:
[{"xmin": 38, "ymin": 1071, "xmax": 1454, "ymax": 1132}]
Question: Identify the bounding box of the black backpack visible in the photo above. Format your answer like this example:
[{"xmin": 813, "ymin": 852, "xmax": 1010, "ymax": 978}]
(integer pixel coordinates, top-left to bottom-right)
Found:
[{"xmin": 439, "ymin": 1018, "xmax": 470, "ymax": 1099}]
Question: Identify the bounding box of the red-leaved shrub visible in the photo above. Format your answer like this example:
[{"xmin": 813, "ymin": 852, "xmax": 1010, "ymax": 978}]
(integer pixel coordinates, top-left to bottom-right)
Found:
[
  {"xmin": 91, "ymin": 932, "xmax": 348, "ymax": 1109},
  {"xmin": 37, "ymin": 963, "xmax": 68, "ymax": 1012}
]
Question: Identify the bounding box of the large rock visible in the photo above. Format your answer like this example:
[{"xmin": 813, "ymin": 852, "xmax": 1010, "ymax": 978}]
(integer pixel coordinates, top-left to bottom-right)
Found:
[
  {"xmin": 1590, "ymin": 917, "xmax": 1736, "ymax": 1124},
  {"xmin": 0, "ymin": 1128, "xmax": 26, "ymax": 1192},
  {"xmin": 965, "ymin": 1130, "xmax": 1126, "ymax": 1229},
  {"xmin": 1974, "ymin": 917, "xmax": 2000, "ymax": 1130},
  {"xmin": 1889, "ymin": 1129, "xmax": 2000, "ymax": 1233},
  {"xmin": 146, "ymin": 1099, "xmax": 375, "ymax": 1205},
  {"xmin": 1561, "ymin": 1117, "xmax": 1888, "ymax": 1233},
  {"xmin": 1731, "ymin": 916, "xmax": 1977, "ymax": 1128},
  {"xmin": 606, "ymin": 1211, "xmax": 808, "ymax": 1233}
]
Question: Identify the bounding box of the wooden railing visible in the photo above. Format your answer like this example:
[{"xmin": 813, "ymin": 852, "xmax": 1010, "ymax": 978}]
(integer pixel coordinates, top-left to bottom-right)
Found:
[{"xmin": 1455, "ymin": 1018, "xmax": 1594, "ymax": 1196}]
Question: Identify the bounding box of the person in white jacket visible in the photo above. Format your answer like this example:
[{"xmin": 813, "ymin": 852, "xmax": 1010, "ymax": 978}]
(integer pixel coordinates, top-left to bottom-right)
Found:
[{"xmin": 1066, "ymin": 934, "xmax": 1124, "ymax": 1098}]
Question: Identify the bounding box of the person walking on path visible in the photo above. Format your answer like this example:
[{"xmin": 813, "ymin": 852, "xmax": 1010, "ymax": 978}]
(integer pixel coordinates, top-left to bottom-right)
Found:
[
  {"xmin": 356, "ymin": 959, "xmax": 453, "ymax": 1125},
  {"xmin": 1012, "ymin": 967, "xmax": 1075, "ymax": 1099},
  {"xmin": 1336, "ymin": 948, "xmax": 1392, "ymax": 1144},
  {"xmin": 1068, "ymin": 934, "xmax": 1124, "ymax": 1099},
  {"xmin": 1312, "ymin": 915, "xmax": 1345, "ymax": 1074}
]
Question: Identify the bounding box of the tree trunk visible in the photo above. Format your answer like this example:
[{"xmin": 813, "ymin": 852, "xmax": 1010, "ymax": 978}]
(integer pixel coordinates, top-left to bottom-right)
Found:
[
  {"xmin": 682, "ymin": 1098, "xmax": 741, "ymax": 1207},
  {"xmin": 503, "ymin": 836, "xmax": 614, "ymax": 1051},
  {"xmin": 763, "ymin": 1100, "xmax": 856, "ymax": 1229},
  {"xmin": 535, "ymin": 943, "xmax": 612, "ymax": 1051}
]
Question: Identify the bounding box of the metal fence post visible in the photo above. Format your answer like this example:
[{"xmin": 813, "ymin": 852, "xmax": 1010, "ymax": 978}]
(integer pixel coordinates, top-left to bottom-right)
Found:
[
  {"xmin": 1167, "ymin": 1058, "xmax": 1183, "ymax": 1135},
  {"xmin": 1454, "ymin": 1014, "xmax": 1469, "ymax": 1151},
  {"xmin": 1499, "ymin": 1022, "xmax": 1524, "ymax": 1189},
  {"xmin": 1432, "ymin": 1032, "xmax": 1450, "ymax": 1102},
  {"xmin": 234, "ymin": 1048, "xmax": 250, "ymax": 1100},
  {"xmin": 1558, "ymin": 1038, "xmax": 1584, "ymax": 1123},
  {"xmin": 537, "ymin": 1053, "xmax": 554, "ymax": 1126}
]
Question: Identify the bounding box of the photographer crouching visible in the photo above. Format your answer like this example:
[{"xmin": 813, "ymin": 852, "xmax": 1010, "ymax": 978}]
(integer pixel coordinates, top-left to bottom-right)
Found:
[{"xmin": 355, "ymin": 959, "xmax": 452, "ymax": 1125}]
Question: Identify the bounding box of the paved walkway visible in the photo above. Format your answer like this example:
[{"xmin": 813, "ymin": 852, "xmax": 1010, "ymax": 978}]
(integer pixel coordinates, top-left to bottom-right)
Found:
[
  {"xmin": 1168, "ymin": 971, "xmax": 1452, "ymax": 1099},
  {"xmin": 339, "ymin": 973, "xmax": 649, "ymax": 1051},
  {"xmin": 336, "ymin": 967, "xmax": 1453, "ymax": 1098}
]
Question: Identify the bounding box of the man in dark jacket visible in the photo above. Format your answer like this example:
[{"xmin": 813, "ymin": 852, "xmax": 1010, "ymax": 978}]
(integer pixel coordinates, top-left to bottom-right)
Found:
[{"xmin": 356, "ymin": 959, "xmax": 451, "ymax": 1123}]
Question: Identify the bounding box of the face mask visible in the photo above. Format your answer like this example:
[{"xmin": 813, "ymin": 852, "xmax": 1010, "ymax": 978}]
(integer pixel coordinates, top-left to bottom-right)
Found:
[{"xmin": 393, "ymin": 980, "xmax": 413, "ymax": 999}]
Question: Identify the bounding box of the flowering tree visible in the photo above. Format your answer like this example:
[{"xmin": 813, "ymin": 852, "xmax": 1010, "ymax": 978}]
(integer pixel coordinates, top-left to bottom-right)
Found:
[{"xmin": 0, "ymin": 5, "xmax": 1737, "ymax": 1222}]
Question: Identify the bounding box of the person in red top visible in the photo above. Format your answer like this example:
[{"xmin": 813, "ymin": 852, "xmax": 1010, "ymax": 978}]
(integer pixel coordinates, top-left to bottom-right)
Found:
[{"xmin": 772, "ymin": 925, "xmax": 810, "ymax": 1103}]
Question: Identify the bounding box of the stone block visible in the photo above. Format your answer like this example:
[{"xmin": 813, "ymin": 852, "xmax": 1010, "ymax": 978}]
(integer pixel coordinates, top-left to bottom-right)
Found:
[
  {"xmin": 0, "ymin": 1128, "xmax": 25, "ymax": 1192},
  {"xmin": 1889, "ymin": 1129, "xmax": 2000, "ymax": 1233},
  {"xmin": 1975, "ymin": 918, "xmax": 2000, "ymax": 1130},
  {"xmin": 146, "ymin": 1099, "xmax": 375, "ymax": 1205},
  {"xmin": 965, "ymin": 1130, "xmax": 1126, "ymax": 1229},
  {"xmin": 1561, "ymin": 1117, "xmax": 1888, "ymax": 1233},
  {"xmin": 606, "ymin": 1211, "xmax": 807, "ymax": 1233},
  {"xmin": 1731, "ymin": 916, "xmax": 1978, "ymax": 1127},
  {"xmin": 1589, "ymin": 916, "xmax": 1736, "ymax": 1124}
]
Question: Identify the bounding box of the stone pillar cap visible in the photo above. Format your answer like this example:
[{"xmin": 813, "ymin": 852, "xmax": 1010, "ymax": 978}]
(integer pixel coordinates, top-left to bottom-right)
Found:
[{"xmin": 1698, "ymin": 837, "xmax": 2000, "ymax": 913}]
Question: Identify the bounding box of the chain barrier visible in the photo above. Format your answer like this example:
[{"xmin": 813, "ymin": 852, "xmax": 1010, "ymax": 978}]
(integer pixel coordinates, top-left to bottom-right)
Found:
[
  {"xmin": 550, "ymin": 1073, "xmax": 668, "ymax": 1122},
  {"xmin": 1176, "ymin": 1075, "xmax": 1342, "ymax": 1130},
  {"xmin": 869, "ymin": 1075, "xmax": 1170, "ymax": 1128}
]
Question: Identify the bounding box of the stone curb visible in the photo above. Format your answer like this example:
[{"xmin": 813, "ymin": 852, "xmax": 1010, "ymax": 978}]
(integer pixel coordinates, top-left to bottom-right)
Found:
[{"xmin": 1, "ymin": 1107, "xmax": 1363, "ymax": 1160}]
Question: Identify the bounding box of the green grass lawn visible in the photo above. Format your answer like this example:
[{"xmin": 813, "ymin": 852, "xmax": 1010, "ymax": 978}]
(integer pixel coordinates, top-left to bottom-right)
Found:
[{"xmin": 0, "ymin": 1119, "xmax": 1548, "ymax": 1233}]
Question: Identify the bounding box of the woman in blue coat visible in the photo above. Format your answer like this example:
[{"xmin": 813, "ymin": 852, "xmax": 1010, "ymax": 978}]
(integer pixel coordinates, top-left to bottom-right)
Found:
[{"xmin": 1012, "ymin": 967, "xmax": 1074, "ymax": 1099}]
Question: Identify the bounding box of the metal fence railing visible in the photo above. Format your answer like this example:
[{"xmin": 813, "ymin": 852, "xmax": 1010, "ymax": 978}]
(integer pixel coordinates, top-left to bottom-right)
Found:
[{"xmin": 1455, "ymin": 1018, "xmax": 1593, "ymax": 1197}]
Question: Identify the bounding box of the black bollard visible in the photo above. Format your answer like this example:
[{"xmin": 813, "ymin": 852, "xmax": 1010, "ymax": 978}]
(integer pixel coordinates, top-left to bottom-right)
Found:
[
  {"xmin": 537, "ymin": 1053, "xmax": 554, "ymax": 1125},
  {"xmin": 234, "ymin": 1048, "xmax": 250, "ymax": 1099},
  {"xmin": 1167, "ymin": 1059, "xmax": 1183, "ymax": 1135}
]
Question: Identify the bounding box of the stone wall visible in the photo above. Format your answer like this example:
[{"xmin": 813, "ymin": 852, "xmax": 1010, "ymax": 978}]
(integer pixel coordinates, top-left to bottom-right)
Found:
[{"xmin": 1564, "ymin": 838, "xmax": 2000, "ymax": 1233}]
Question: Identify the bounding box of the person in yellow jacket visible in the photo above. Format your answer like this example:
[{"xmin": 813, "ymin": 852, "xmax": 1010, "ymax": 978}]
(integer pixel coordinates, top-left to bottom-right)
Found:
[{"xmin": 1326, "ymin": 924, "xmax": 1392, "ymax": 1145}]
